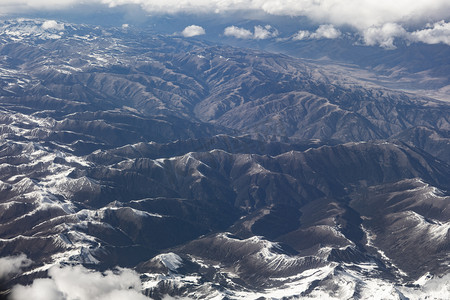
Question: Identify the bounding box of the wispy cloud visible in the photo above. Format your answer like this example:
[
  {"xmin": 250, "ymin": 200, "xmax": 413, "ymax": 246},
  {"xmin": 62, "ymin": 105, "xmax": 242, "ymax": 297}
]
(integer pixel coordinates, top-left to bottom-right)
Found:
[
  {"xmin": 10, "ymin": 265, "xmax": 148, "ymax": 300},
  {"xmin": 254, "ymin": 25, "xmax": 278, "ymax": 39},
  {"xmin": 224, "ymin": 25, "xmax": 278, "ymax": 39},
  {"xmin": 0, "ymin": 254, "xmax": 31, "ymax": 280},
  {"xmin": 182, "ymin": 25, "xmax": 206, "ymax": 37}
]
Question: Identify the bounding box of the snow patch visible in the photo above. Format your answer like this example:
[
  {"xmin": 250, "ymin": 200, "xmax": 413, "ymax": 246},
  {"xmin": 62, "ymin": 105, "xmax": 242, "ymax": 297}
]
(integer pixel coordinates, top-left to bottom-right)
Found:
[{"xmin": 156, "ymin": 253, "xmax": 183, "ymax": 271}]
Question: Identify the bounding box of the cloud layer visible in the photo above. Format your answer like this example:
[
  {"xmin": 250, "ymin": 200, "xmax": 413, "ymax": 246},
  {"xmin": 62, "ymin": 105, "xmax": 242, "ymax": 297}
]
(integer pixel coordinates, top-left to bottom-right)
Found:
[
  {"xmin": 2, "ymin": 1, "xmax": 449, "ymax": 28},
  {"xmin": 100, "ymin": 0, "xmax": 450, "ymax": 30},
  {"xmin": 10, "ymin": 265, "xmax": 148, "ymax": 300},
  {"xmin": 1, "ymin": 1, "xmax": 450, "ymax": 47}
]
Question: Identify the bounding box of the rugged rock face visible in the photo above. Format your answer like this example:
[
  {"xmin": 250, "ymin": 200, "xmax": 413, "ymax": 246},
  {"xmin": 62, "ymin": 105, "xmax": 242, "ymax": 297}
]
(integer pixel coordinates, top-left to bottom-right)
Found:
[{"xmin": 0, "ymin": 19, "xmax": 449, "ymax": 299}]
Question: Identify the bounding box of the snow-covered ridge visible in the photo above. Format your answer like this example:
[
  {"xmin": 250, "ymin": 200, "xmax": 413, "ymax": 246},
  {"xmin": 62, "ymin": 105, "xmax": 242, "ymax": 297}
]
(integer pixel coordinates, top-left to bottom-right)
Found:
[
  {"xmin": 154, "ymin": 253, "xmax": 183, "ymax": 271},
  {"xmin": 0, "ymin": 18, "xmax": 67, "ymax": 40}
]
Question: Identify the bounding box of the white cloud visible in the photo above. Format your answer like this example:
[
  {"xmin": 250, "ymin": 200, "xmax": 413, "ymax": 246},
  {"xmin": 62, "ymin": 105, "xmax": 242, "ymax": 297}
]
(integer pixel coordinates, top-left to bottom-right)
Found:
[
  {"xmin": 10, "ymin": 279, "xmax": 63, "ymax": 300},
  {"xmin": 361, "ymin": 20, "xmax": 450, "ymax": 48},
  {"xmin": 103, "ymin": 1, "xmax": 450, "ymax": 47},
  {"xmin": 363, "ymin": 23, "xmax": 407, "ymax": 49},
  {"xmin": 0, "ymin": 254, "xmax": 32, "ymax": 280},
  {"xmin": 10, "ymin": 265, "xmax": 148, "ymax": 300},
  {"xmin": 224, "ymin": 25, "xmax": 278, "ymax": 39},
  {"xmin": 311, "ymin": 24, "xmax": 341, "ymax": 39},
  {"xmin": 41, "ymin": 20, "xmax": 64, "ymax": 31},
  {"xmin": 84, "ymin": 1, "xmax": 408, "ymax": 22},
  {"xmin": 253, "ymin": 25, "xmax": 278, "ymax": 39},
  {"xmin": 1, "ymin": 1, "xmax": 448, "ymax": 30},
  {"xmin": 293, "ymin": 24, "xmax": 341, "ymax": 41},
  {"xmin": 100, "ymin": 1, "xmax": 450, "ymax": 30},
  {"xmin": 410, "ymin": 20, "xmax": 450, "ymax": 46},
  {"xmin": 0, "ymin": 1, "xmax": 449, "ymax": 48},
  {"xmin": 181, "ymin": 25, "xmax": 206, "ymax": 37},
  {"xmin": 293, "ymin": 30, "xmax": 311, "ymax": 41},
  {"xmin": 255, "ymin": 0, "xmax": 450, "ymax": 30},
  {"xmin": 224, "ymin": 26, "xmax": 253, "ymax": 39}
]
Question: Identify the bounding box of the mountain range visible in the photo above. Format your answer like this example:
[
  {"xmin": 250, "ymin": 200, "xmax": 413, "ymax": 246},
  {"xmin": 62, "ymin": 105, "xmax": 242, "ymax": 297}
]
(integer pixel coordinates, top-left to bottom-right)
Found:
[{"xmin": 0, "ymin": 19, "xmax": 449, "ymax": 299}]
